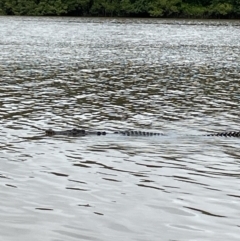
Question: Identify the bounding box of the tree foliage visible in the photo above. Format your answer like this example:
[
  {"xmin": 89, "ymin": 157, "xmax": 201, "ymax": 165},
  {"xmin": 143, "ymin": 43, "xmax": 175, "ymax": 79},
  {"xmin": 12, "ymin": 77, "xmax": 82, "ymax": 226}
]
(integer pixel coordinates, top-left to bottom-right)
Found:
[
  {"xmin": 0, "ymin": 0, "xmax": 239, "ymax": 18},
  {"xmin": 149, "ymin": 0, "xmax": 182, "ymax": 17}
]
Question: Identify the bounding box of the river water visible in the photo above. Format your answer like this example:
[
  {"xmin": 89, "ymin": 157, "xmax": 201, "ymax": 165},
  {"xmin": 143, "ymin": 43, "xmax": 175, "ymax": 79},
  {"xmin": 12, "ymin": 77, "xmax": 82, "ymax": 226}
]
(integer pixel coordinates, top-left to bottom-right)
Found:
[{"xmin": 0, "ymin": 16, "xmax": 240, "ymax": 241}]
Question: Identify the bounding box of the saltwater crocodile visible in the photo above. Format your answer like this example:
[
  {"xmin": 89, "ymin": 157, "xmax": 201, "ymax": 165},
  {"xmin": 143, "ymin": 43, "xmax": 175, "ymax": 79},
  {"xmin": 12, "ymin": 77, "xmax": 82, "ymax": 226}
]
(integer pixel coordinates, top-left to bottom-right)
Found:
[
  {"xmin": 45, "ymin": 129, "xmax": 164, "ymax": 136},
  {"xmin": 45, "ymin": 128, "xmax": 240, "ymax": 137}
]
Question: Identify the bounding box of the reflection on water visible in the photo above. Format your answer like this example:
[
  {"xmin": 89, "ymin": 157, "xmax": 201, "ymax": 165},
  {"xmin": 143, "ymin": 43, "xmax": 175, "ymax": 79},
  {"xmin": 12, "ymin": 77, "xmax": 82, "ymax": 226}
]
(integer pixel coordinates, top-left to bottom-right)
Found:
[{"xmin": 0, "ymin": 16, "xmax": 240, "ymax": 241}]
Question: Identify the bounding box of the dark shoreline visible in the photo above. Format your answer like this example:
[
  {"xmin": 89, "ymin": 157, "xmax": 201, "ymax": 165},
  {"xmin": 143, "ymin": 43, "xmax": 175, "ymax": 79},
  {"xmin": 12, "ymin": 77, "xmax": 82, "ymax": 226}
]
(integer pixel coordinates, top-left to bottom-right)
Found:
[{"xmin": 0, "ymin": 0, "xmax": 240, "ymax": 19}]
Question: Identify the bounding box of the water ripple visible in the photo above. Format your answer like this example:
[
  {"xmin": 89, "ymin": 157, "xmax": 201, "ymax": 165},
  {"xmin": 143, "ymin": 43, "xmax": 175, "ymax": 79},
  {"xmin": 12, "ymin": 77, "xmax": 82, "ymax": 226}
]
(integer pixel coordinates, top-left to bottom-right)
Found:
[{"xmin": 0, "ymin": 16, "xmax": 240, "ymax": 241}]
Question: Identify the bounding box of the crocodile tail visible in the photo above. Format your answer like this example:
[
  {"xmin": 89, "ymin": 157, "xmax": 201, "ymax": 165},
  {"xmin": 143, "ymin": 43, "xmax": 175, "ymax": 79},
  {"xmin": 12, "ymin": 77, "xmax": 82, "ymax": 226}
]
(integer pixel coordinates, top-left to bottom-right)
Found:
[{"xmin": 206, "ymin": 131, "xmax": 240, "ymax": 137}]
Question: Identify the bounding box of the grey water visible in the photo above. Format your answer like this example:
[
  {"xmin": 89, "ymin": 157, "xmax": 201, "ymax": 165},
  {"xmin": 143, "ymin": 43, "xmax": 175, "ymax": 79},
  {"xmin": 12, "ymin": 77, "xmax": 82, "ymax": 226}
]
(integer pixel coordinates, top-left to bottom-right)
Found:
[{"xmin": 0, "ymin": 16, "xmax": 240, "ymax": 241}]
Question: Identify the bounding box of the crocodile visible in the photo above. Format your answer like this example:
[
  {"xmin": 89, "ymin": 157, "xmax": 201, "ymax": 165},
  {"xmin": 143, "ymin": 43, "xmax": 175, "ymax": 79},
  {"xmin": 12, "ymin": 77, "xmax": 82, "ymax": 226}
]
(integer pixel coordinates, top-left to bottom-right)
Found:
[
  {"xmin": 45, "ymin": 129, "xmax": 164, "ymax": 136},
  {"xmin": 45, "ymin": 128, "xmax": 240, "ymax": 137}
]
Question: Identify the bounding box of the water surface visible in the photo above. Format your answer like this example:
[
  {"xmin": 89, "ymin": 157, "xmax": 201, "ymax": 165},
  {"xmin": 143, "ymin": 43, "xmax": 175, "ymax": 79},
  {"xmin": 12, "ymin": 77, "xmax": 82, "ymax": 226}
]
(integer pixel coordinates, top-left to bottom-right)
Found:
[{"xmin": 0, "ymin": 16, "xmax": 240, "ymax": 241}]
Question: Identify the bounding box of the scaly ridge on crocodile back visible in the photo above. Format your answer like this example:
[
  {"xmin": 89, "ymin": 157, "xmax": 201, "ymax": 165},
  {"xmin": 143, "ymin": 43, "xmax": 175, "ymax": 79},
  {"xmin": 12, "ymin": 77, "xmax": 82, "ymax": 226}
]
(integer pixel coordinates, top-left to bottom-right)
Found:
[{"xmin": 113, "ymin": 131, "xmax": 164, "ymax": 136}]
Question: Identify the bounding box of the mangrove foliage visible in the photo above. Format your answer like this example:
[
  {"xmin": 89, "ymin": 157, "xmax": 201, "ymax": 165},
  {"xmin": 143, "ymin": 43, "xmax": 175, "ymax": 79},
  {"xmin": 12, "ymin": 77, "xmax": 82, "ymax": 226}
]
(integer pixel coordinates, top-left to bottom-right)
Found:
[{"xmin": 0, "ymin": 0, "xmax": 239, "ymax": 18}]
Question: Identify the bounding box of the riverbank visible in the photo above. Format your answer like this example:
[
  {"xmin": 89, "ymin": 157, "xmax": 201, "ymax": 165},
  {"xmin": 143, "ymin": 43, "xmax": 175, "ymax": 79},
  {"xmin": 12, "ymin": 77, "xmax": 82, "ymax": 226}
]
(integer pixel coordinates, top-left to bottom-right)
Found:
[{"xmin": 0, "ymin": 0, "xmax": 239, "ymax": 19}]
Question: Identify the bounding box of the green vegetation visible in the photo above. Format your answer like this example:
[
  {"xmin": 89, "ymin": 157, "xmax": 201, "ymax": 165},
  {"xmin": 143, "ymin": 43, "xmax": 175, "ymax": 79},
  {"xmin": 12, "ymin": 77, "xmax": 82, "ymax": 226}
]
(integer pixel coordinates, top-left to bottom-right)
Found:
[{"xmin": 0, "ymin": 0, "xmax": 239, "ymax": 18}]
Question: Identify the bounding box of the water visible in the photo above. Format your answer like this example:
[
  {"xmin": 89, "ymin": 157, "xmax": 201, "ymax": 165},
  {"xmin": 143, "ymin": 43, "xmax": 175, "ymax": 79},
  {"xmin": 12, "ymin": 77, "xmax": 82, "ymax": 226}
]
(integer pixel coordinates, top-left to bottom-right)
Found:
[{"xmin": 0, "ymin": 16, "xmax": 240, "ymax": 241}]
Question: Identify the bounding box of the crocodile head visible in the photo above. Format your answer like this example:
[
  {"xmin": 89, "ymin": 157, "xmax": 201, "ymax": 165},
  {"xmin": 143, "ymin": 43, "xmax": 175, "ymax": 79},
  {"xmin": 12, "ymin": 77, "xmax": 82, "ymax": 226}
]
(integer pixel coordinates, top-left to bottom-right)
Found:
[{"xmin": 45, "ymin": 129, "xmax": 56, "ymax": 136}]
